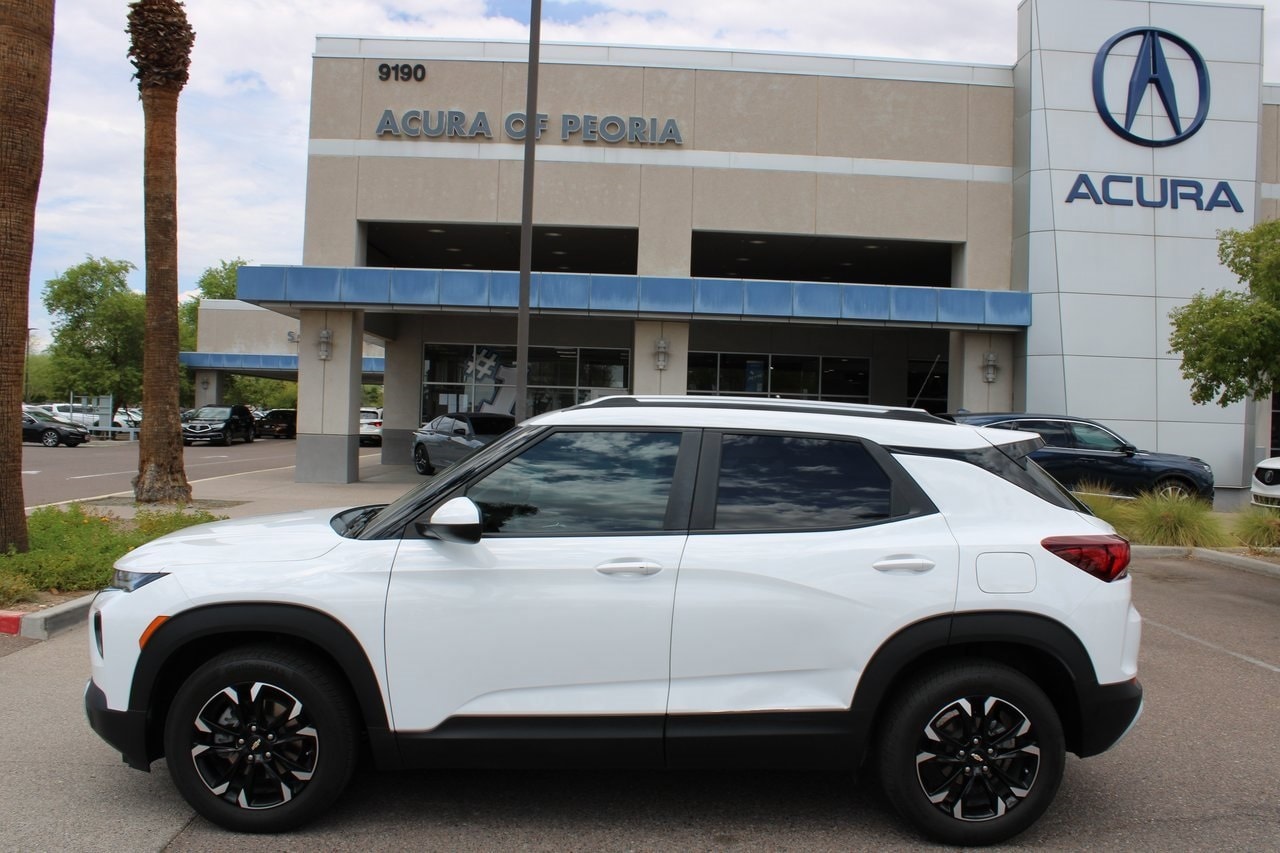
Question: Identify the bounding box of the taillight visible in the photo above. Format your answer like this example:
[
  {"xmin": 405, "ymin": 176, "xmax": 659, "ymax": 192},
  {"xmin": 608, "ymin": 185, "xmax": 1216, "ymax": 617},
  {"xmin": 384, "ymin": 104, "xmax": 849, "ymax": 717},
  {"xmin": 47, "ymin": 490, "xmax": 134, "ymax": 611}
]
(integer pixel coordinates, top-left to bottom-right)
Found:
[{"xmin": 1041, "ymin": 534, "xmax": 1130, "ymax": 582}]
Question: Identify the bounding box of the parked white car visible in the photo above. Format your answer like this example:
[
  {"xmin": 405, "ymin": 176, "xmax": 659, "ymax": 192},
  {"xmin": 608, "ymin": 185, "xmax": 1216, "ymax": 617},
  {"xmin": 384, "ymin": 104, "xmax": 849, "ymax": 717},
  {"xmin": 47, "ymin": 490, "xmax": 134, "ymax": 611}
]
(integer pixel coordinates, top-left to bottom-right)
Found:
[
  {"xmin": 358, "ymin": 407, "xmax": 382, "ymax": 446},
  {"xmin": 35, "ymin": 402, "xmax": 99, "ymax": 427},
  {"xmin": 1250, "ymin": 457, "xmax": 1280, "ymax": 508},
  {"xmin": 86, "ymin": 395, "xmax": 1142, "ymax": 845}
]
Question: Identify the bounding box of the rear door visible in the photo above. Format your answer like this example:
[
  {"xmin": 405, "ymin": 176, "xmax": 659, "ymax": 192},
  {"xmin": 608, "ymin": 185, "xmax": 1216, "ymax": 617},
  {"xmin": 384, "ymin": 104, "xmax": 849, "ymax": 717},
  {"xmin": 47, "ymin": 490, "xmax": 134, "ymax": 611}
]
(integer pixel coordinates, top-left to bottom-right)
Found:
[{"xmin": 668, "ymin": 431, "xmax": 959, "ymax": 718}]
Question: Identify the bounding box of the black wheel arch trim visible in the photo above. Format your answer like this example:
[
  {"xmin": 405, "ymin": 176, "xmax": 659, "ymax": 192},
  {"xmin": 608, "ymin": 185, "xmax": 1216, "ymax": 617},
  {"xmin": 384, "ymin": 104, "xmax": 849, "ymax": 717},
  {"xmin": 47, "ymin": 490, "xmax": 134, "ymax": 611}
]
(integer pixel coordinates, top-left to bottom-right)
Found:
[
  {"xmin": 128, "ymin": 603, "xmax": 396, "ymax": 769},
  {"xmin": 849, "ymin": 610, "xmax": 1135, "ymax": 763}
]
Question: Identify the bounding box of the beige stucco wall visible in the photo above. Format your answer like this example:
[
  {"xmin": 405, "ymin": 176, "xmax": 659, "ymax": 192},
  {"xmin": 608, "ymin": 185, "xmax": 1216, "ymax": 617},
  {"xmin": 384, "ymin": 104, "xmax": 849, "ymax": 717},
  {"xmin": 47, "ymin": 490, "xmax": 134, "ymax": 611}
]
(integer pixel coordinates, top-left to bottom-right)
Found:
[{"xmin": 305, "ymin": 43, "xmax": 1015, "ymax": 291}]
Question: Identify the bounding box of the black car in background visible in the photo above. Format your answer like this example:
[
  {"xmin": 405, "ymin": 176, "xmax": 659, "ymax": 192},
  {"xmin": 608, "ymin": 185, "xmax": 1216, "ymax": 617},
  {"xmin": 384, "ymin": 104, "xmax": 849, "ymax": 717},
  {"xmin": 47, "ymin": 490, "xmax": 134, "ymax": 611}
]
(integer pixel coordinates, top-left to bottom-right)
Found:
[
  {"xmin": 412, "ymin": 412, "xmax": 516, "ymax": 474},
  {"xmin": 950, "ymin": 412, "xmax": 1214, "ymax": 499},
  {"xmin": 22, "ymin": 410, "xmax": 90, "ymax": 447},
  {"xmin": 256, "ymin": 408, "xmax": 297, "ymax": 439},
  {"xmin": 182, "ymin": 404, "xmax": 256, "ymax": 446}
]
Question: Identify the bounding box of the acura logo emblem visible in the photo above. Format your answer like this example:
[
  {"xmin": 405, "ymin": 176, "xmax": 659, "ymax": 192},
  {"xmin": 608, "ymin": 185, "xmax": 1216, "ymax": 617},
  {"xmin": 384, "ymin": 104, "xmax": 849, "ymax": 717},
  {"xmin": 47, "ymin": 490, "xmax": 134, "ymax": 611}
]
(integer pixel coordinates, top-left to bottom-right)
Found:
[{"xmin": 1092, "ymin": 27, "xmax": 1210, "ymax": 147}]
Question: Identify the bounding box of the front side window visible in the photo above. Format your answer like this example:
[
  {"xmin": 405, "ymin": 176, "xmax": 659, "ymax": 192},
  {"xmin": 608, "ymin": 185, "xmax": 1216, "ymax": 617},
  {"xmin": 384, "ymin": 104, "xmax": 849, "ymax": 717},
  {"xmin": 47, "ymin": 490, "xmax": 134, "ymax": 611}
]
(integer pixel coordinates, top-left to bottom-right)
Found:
[
  {"xmin": 713, "ymin": 434, "xmax": 893, "ymax": 530},
  {"xmin": 467, "ymin": 431, "xmax": 682, "ymax": 535}
]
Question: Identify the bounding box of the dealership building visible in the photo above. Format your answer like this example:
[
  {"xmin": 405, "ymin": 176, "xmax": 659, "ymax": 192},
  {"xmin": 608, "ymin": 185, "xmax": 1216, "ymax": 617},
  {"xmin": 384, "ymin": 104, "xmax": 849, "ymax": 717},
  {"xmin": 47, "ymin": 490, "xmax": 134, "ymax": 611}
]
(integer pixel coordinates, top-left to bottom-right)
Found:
[{"xmin": 185, "ymin": 0, "xmax": 1277, "ymax": 496}]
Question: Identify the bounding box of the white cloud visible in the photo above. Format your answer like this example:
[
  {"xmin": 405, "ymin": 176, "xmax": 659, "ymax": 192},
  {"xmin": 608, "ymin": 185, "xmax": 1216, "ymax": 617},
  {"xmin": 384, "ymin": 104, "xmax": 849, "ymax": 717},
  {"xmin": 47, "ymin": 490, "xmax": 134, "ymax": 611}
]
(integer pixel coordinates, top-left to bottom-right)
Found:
[{"xmin": 27, "ymin": 0, "xmax": 1280, "ymax": 338}]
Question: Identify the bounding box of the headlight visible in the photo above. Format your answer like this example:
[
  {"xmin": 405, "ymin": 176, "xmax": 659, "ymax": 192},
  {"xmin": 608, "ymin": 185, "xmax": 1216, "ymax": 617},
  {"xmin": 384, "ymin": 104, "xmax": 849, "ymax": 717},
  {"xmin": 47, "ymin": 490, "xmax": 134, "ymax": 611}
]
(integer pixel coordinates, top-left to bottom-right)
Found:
[{"xmin": 109, "ymin": 569, "xmax": 169, "ymax": 592}]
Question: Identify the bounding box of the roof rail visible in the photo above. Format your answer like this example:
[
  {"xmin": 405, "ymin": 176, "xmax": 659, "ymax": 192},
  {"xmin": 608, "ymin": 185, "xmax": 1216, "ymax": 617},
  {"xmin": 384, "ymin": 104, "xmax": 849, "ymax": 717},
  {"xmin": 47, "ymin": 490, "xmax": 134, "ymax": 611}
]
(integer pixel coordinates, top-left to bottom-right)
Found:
[{"xmin": 577, "ymin": 395, "xmax": 949, "ymax": 424}]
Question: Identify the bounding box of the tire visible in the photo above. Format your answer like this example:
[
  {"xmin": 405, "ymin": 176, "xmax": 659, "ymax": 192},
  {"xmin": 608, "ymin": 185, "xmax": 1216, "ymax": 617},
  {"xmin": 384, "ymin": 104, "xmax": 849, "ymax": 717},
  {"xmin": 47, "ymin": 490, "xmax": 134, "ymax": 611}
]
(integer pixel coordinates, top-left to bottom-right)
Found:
[
  {"xmin": 245, "ymin": 429, "xmax": 255, "ymax": 444},
  {"xmin": 220, "ymin": 432, "xmax": 232, "ymax": 447},
  {"xmin": 413, "ymin": 444, "xmax": 434, "ymax": 475},
  {"xmin": 163, "ymin": 646, "xmax": 358, "ymax": 833},
  {"xmin": 40, "ymin": 429, "xmax": 60, "ymax": 447},
  {"xmin": 876, "ymin": 661, "xmax": 1065, "ymax": 846}
]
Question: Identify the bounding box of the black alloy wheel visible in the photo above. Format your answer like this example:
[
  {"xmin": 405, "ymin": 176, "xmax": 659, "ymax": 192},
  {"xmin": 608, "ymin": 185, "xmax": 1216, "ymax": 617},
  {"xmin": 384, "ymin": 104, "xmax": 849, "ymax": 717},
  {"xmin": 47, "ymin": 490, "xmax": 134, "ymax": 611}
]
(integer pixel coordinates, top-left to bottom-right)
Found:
[
  {"xmin": 164, "ymin": 646, "xmax": 357, "ymax": 833},
  {"xmin": 40, "ymin": 429, "xmax": 60, "ymax": 447},
  {"xmin": 413, "ymin": 444, "xmax": 434, "ymax": 475},
  {"xmin": 876, "ymin": 661, "xmax": 1064, "ymax": 846}
]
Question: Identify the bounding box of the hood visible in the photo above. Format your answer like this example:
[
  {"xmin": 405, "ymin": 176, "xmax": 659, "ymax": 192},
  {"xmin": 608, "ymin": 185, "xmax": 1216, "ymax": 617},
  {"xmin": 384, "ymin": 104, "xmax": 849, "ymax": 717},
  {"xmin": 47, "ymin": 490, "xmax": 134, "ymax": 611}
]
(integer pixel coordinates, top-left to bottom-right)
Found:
[
  {"xmin": 115, "ymin": 507, "xmax": 349, "ymax": 572},
  {"xmin": 1136, "ymin": 449, "xmax": 1211, "ymax": 469}
]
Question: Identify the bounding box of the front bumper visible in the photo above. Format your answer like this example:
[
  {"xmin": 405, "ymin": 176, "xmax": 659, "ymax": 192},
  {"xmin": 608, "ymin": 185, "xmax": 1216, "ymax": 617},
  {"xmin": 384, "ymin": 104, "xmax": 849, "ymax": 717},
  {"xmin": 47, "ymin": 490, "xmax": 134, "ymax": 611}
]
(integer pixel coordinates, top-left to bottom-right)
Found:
[{"xmin": 84, "ymin": 679, "xmax": 152, "ymax": 771}]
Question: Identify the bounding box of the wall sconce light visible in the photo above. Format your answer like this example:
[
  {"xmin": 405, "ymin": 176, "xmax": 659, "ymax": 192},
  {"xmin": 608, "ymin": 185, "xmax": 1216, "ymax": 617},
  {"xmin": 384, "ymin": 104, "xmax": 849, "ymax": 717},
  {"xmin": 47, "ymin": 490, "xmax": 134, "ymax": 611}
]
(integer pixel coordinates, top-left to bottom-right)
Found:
[
  {"xmin": 200, "ymin": 378, "xmax": 209, "ymax": 391},
  {"xmin": 654, "ymin": 337, "xmax": 669, "ymax": 371},
  {"xmin": 982, "ymin": 351, "xmax": 999, "ymax": 384},
  {"xmin": 318, "ymin": 328, "xmax": 333, "ymax": 361}
]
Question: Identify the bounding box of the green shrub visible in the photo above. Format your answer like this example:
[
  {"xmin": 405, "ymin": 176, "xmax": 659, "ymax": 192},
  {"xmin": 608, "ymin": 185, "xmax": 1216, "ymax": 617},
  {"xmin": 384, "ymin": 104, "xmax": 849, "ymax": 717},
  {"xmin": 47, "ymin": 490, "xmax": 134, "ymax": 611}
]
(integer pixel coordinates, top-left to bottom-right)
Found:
[
  {"xmin": 1072, "ymin": 481, "xmax": 1133, "ymax": 531},
  {"xmin": 0, "ymin": 504, "xmax": 222, "ymax": 607},
  {"xmin": 1121, "ymin": 491, "xmax": 1227, "ymax": 547},
  {"xmin": 1233, "ymin": 506, "xmax": 1280, "ymax": 548}
]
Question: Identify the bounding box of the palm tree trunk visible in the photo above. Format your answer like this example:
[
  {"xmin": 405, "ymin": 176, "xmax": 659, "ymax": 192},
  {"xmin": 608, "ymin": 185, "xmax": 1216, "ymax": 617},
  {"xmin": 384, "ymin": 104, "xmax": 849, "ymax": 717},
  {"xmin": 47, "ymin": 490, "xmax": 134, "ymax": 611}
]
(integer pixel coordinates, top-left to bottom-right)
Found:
[
  {"xmin": 133, "ymin": 84, "xmax": 191, "ymax": 503},
  {"xmin": 0, "ymin": 0, "xmax": 55, "ymax": 550}
]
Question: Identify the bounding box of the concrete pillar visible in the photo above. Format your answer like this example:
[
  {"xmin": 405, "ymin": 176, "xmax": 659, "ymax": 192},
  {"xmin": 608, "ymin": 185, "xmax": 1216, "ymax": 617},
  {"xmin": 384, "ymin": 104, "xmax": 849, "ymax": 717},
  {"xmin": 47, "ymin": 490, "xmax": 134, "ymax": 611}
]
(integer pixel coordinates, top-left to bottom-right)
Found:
[
  {"xmin": 295, "ymin": 308, "xmax": 363, "ymax": 483},
  {"xmin": 633, "ymin": 321, "xmax": 689, "ymax": 395},
  {"xmin": 381, "ymin": 316, "xmax": 423, "ymax": 465},
  {"xmin": 193, "ymin": 370, "xmax": 222, "ymax": 407},
  {"xmin": 947, "ymin": 331, "xmax": 1016, "ymax": 413}
]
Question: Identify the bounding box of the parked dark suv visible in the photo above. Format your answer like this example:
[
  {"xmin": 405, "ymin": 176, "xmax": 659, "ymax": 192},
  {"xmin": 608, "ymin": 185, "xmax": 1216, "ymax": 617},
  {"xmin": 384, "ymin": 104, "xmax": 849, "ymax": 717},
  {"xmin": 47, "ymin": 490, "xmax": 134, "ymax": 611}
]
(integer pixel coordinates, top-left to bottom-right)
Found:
[
  {"xmin": 256, "ymin": 408, "xmax": 297, "ymax": 439},
  {"xmin": 182, "ymin": 404, "xmax": 256, "ymax": 446},
  {"xmin": 950, "ymin": 412, "xmax": 1214, "ymax": 499}
]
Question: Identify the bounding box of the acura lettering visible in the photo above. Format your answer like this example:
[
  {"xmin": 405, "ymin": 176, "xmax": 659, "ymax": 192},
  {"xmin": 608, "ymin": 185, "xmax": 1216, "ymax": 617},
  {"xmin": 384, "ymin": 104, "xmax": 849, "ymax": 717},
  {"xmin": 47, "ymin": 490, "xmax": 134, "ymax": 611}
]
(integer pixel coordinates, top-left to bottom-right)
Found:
[{"xmin": 1065, "ymin": 173, "xmax": 1243, "ymax": 213}]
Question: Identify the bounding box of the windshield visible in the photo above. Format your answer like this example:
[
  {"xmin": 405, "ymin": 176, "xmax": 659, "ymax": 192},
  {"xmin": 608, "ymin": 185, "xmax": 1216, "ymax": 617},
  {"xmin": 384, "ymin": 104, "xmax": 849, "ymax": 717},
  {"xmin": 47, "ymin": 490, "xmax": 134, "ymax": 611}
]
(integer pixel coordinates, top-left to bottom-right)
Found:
[{"xmin": 192, "ymin": 406, "xmax": 231, "ymax": 419}]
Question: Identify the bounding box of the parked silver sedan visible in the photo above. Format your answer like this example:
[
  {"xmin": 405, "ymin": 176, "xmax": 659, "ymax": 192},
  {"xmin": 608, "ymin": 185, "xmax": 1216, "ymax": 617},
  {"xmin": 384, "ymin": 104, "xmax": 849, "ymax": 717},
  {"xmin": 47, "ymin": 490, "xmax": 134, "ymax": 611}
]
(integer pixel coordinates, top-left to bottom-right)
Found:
[{"xmin": 412, "ymin": 412, "xmax": 515, "ymax": 475}]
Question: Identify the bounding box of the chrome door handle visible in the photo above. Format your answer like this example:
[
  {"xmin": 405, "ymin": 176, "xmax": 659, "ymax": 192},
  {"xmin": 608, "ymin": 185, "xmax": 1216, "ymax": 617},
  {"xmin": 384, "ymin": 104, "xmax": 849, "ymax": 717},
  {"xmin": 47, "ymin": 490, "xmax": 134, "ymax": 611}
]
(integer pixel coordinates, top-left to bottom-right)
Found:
[
  {"xmin": 596, "ymin": 561, "xmax": 662, "ymax": 577},
  {"xmin": 872, "ymin": 556, "xmax": 936, "ymax": 574}
]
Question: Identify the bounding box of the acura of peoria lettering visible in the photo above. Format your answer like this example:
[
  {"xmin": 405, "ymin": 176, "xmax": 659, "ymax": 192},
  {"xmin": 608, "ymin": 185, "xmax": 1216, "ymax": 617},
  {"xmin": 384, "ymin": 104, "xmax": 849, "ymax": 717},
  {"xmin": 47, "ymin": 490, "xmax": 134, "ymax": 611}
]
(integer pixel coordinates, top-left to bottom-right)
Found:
[{"xmin": 375, "ymin": 109, "xmax": 684, "ymax": 145}]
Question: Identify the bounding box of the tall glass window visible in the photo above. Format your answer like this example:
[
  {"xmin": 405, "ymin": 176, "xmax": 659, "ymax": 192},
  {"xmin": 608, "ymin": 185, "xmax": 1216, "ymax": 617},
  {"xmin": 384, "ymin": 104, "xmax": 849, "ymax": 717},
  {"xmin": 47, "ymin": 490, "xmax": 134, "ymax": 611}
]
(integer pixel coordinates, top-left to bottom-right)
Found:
[
  {"xmin": 423, "ymin": 344, "xmax": 630, "ymax": 422},
  {"xmin": 688, "ymin": 352, "xmax": 870, "ymax": 403}
]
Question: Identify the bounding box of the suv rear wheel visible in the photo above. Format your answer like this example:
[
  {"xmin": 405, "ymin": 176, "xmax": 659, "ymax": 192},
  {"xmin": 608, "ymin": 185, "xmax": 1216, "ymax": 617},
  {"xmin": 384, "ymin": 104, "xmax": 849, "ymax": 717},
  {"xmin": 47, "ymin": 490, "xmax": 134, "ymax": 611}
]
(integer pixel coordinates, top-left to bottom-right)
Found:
[
  {"xmin": 876, "ymin": 661, "xmax": 1065, "ymax": 846},
  {"xmin": 163, "ymin": 646, "xmax": 357, "ymax": 833}
]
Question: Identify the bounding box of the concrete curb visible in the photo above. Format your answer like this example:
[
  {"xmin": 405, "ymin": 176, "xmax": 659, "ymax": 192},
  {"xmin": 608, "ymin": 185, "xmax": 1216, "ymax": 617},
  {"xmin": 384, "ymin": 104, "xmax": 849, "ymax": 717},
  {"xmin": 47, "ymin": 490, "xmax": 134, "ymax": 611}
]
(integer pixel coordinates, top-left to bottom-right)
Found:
[{"xmin": 0, "ymin": 593, "xmax": 96, "ymax": 640}]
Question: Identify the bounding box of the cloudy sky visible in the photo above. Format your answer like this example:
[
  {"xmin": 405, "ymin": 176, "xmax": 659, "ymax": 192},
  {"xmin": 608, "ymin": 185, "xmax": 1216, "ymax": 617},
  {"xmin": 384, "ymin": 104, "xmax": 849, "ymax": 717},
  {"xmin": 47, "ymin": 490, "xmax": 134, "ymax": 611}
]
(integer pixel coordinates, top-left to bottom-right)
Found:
[{"xmin": 27, "ymin": 0, "xmax": 1280, "ymax": 346}]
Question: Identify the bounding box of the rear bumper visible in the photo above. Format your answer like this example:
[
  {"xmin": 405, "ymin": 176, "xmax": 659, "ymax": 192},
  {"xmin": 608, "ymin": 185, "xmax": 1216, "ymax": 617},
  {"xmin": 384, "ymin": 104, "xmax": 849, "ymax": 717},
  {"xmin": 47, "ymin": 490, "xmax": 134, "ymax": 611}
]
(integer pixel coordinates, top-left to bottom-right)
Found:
[
  {"xmin": 84, "ymin": 679, "xmax": 152, "ymax": 771},
  {"xmin": 1075, "ymin": 677, "xmax": 1143, "ymax": 757}
]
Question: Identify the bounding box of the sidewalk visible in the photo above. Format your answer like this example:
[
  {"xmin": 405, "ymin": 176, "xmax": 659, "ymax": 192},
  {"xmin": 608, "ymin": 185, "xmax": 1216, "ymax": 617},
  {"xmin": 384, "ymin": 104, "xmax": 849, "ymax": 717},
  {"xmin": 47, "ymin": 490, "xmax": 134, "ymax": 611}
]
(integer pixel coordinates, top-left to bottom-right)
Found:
[{"xmin": 80, "ymin": 452, "xmax": 422, "ymax": 522}]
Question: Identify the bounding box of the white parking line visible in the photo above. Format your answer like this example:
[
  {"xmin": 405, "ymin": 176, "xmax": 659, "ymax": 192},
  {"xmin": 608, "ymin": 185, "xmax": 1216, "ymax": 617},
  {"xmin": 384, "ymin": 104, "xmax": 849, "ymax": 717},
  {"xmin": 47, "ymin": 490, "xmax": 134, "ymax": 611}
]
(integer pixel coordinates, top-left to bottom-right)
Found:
[{"xmin": 1145, "ymin": 618, "xmax": 1280, "ymax": 673}]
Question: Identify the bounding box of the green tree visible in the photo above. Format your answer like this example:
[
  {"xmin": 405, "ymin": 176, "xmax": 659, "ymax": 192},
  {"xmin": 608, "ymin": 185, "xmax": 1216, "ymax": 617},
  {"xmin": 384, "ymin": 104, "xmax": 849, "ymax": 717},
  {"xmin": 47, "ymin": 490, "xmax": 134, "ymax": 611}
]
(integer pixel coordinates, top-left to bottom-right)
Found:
[
  {"xmin": 42, "ymin": 257, "xmax": 146, "ymax": 409},
  {"xmin": 129, "ymin": 0, "xmax": 194, "ymax": 503},
  {"xmin": 0, "ymin": 0, "xmax": 55, "ymax": 553},
  {"xmin": 1169, "ymin": 220, "xmax": 1280, "ymax": 406}
]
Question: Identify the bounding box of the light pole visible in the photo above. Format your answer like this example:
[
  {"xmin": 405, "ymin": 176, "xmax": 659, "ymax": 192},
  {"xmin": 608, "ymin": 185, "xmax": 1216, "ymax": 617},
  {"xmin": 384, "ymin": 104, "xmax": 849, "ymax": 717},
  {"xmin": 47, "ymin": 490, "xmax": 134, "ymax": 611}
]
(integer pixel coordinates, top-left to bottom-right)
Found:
[{"xmin": 515, "ymin": 0, "xmax": 542, "ymax": 422}]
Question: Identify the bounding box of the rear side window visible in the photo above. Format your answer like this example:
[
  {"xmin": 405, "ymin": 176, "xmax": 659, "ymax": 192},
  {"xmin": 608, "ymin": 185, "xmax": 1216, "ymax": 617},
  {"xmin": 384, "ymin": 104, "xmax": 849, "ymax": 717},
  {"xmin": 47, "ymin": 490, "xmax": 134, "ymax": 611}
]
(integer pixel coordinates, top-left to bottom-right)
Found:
[
  {"xmin": 1017, "ymin": 419, "xmax": 1073, "ymax": 448},
  {"xmin": 713, "ymin": 434, "xmax": 893, "ymax": 530}
]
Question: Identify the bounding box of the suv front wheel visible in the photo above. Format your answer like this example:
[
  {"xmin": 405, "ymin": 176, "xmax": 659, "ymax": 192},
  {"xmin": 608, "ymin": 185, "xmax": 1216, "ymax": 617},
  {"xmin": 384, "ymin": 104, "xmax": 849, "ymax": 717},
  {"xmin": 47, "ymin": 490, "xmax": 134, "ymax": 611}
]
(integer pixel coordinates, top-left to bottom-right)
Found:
[
  {"xmin": 163, "ymin": 646, "xmax": 358, "ymax": 833},
  {"xmin": 876, "ymin": 661, "xmax": 1065, "ymax": 846}
]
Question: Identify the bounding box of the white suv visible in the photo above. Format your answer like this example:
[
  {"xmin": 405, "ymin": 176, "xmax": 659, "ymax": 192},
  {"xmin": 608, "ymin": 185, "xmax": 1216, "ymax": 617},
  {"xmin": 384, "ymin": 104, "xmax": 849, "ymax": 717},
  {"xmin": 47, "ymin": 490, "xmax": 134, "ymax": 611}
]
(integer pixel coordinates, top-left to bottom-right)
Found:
[{"xmin": 85, "ymin": 396, "xmax": 1142, "ymax": 845}]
